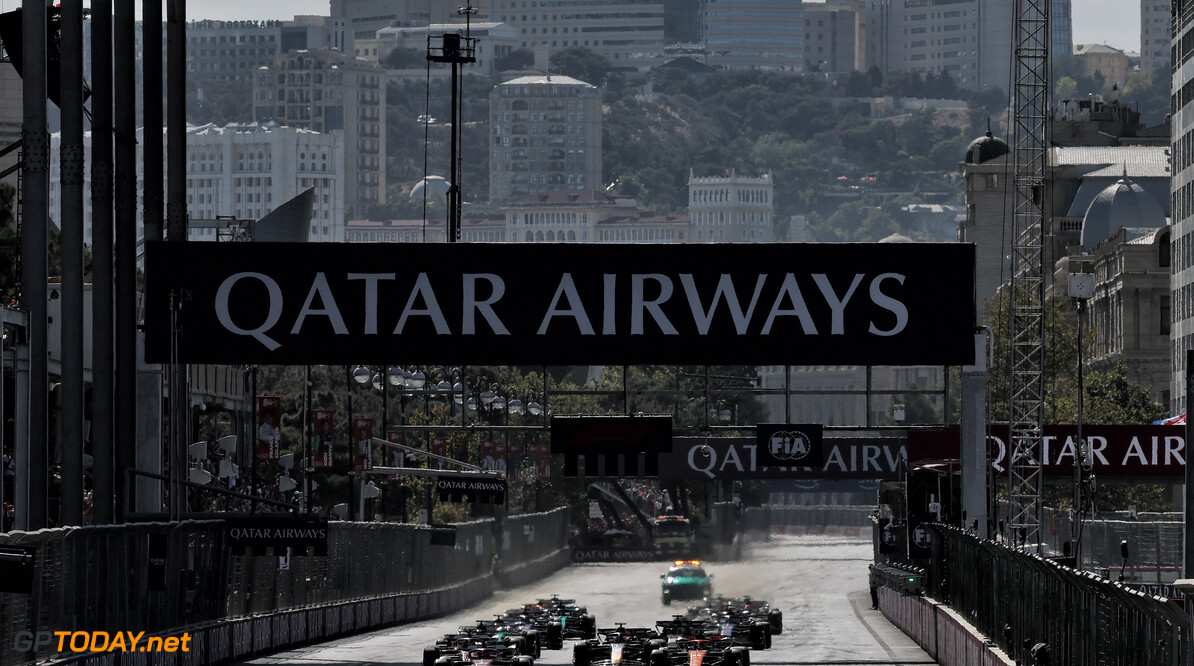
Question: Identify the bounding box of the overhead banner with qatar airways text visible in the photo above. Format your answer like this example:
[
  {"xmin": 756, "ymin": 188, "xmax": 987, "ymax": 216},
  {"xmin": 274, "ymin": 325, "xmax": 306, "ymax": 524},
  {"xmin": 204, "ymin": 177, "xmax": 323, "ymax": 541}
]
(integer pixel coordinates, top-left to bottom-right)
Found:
[{"xmin": 143, "ymin": 242, "xmax": 975, "ymax": 366}]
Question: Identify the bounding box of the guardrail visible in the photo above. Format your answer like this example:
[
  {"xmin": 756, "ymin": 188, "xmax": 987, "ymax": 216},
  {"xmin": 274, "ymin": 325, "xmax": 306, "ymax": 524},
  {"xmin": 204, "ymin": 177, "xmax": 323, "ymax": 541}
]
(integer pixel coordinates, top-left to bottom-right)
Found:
[
  {"xmin": 918, "ymin": 524, "xmax": 1192, "ymax": 666},
  {"xmin": 0, "ymin": 508, "xmax": 569, "ymax": 666}
]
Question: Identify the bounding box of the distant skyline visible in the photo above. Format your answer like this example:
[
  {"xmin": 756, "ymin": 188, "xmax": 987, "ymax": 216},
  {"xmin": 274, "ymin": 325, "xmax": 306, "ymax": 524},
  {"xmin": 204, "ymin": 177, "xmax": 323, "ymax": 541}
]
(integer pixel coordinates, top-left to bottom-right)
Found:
[{"xmin": 95, "ymin": 0, "xmax": 1143, "ymax": 56}]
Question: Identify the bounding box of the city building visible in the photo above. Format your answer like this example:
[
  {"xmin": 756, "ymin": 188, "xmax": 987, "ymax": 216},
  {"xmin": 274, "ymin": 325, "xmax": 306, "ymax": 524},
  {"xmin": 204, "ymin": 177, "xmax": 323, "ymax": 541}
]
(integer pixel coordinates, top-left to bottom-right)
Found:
[
  {"xmin": 960, "ymin": 99, "xmax": 1170, "ymax": 311},
  {"xmin": 370, "ymin": 22, "xmax": 518, "ymax": 73},
  {"xmin": 864, "ymin": 0, "xmax": 1014, "ymax": 92},
  {"xmin": 687, "ymin": 170, "xmax": 774, "ymax": 242},
  {"xmin": 488, "ymin": 75, "xmax": 603, "ymax": 204},
  {"xmin": 486, "ymin": 0, "xmax": 665, "ymax": 71},
  {"xmin": 705, "ymin": 0, "xmax": 805, "ymax": 71},
  {"xmin": 1052, "ymin": 0, "xmax": 1074, "ymax": 59},
  {"xmin": 331, "ymin": 0, "xmax": 469, "ymax": 57},
  {"xmin": 1140, "ymin": 0, "xmax": 1172, "ymax": 77},
  {"xmin": 253, "ymin": 49, "xmax": 386, "ymax": 212},
  {"xmin": 184, "ymin": 123, "xmax": 346, "ymax": 242},
  {"xmin": 1173, "ymin": 0, "xmax": 1194, "ymax": 413},
  {"xmin": 47, "ymin": 122, "xmax": 345, "ymax": 245},
  {"xmin": 663, "ymin": 0, "xmax": 704, "ymax": 46},
  {"xmin": 184, "ymin": 17, "xmax": 337, "ymax": 81},
  {"xmin": 802, "ymin": 1, "xmax": 863, "ymax": 74},
  {"xmin": 1073, "ymin": 43, "xmax": 1130, "ymax": 88}
]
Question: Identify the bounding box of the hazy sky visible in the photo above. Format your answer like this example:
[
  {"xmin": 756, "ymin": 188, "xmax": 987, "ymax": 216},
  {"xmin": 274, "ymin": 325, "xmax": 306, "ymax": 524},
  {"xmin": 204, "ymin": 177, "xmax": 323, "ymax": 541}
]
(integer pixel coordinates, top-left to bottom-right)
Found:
[{"xmin": 40, "ymin": 0, "xmax": 1141, "ymax": 56}]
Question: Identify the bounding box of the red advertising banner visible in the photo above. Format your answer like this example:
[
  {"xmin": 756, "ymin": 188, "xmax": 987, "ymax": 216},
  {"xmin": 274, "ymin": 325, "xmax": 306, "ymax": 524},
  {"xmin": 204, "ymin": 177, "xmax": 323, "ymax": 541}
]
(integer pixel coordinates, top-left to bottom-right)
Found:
[
  {"xmin": 313, "ymin": 410, "xmax": 334, "ymax": 468},
  {"xmin": 257, "ymin": 396, "xmax": 281, "ymax": 461},
  {"xmin": 430, "ymin": 437, "xmax": 447, "ymax": 470},
  {"xmin": 386, "ymin": 431, "xmax": 406, "ymax": 479},
  {"xmin": 353, "ymin": 418, "xmax": 373, "ymax": 471},
  {"xmin": 907, "ymin": 425, "xmax": 1188, "ymax": 478}
]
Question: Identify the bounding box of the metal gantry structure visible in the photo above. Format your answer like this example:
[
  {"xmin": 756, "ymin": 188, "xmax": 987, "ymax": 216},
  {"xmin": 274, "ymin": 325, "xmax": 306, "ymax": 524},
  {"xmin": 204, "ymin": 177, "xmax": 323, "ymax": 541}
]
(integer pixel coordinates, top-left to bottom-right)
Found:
[{"xmin": 1007, "ymin": 0, "xmax": 1051, "ymax": 547}]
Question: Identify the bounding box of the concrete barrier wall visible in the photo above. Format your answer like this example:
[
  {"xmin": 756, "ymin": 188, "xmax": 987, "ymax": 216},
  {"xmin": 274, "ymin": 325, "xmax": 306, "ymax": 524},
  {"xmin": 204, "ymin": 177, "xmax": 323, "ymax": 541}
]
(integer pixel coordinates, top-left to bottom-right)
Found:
[{"xmin": 877, "ymin": 587, "xmax": 1012, "ymax": 666}]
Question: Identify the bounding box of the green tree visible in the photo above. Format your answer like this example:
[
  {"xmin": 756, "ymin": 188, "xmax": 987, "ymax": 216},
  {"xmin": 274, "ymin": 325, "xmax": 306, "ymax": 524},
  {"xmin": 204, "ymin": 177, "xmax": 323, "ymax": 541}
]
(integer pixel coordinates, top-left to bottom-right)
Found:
[
  {"xmin": 381, "ymin": 47, "xmax": 426, "ymax": 69},
  {"xmin": 549, "ymin": 46, "xmax": 613, "ymax": 85},
  {"xmin": 494, "ymin": 48, "xmax": 534, "ymax": 72}
]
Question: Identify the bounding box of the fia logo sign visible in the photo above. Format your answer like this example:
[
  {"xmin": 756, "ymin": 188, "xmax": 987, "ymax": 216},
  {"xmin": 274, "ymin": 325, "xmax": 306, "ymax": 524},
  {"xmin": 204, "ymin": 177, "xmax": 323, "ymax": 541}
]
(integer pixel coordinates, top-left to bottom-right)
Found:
[
  {"xmin": 768, "ymin": 430, "xmax": 813, "ymax": 462},
  {"xmin": 912, "ymin": 525, "xmax": 932, "ymax": 549}
]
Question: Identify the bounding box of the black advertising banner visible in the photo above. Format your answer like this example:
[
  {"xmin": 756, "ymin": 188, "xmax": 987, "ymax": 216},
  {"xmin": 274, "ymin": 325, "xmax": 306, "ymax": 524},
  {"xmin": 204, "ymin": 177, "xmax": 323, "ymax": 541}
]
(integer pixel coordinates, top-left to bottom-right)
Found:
[
  {"xmin": 224, "ymin": 515, "xmax": 330, "ymax": 556},
  {"xmin": 551, "ymin": 415, "xmax": 673, "ymax": 476},
  {"xmin": 907, "ymin": 513, "xmax": 934, "ymax": 559},
  {"xmin": 907, "ymin": 425, "xmax": 1188, "ymax": 479},
  {"xmin": 661, "ymin": 436, "xmax": 905, "ymax": 480},
  {"xmin": 436, "ymin": 477, "xmax": 506, "ymax": 504},
  {"xmin": 756, "ymin": 424, "xmax": 824, "ymax": 467},
  {"xmin": 143, "ymin": 242, "xmax": 976, "ymax": 366}
]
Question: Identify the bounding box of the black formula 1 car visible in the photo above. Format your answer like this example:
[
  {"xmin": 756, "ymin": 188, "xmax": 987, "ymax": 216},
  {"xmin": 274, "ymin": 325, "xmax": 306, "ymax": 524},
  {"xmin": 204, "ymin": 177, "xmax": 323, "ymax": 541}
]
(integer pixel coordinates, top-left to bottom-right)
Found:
[
  {"xmin": 424, "ymin": 626, "xmax": 539, "ymax": 666},
  {"xmin": 430, "ymin": 646, "xmax": 535, "ymax": 666},
  {"xmin": 572, "ymin": 625, "xmax": 668, "ymax": 666}
]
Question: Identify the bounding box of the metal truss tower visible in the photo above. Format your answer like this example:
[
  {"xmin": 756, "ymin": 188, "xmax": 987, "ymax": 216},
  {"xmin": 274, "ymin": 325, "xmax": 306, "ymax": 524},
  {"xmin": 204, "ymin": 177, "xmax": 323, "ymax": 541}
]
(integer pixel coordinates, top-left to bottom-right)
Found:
[{"xmin": 1007, "ymin": 0, "xmax": 1050, "ymax": 547}]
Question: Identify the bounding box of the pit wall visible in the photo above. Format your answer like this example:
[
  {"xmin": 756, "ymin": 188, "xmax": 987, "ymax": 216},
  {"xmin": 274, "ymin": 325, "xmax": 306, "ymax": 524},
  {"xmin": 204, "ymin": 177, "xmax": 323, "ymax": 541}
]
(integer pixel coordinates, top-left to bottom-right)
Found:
[{"xmin": 877, "ymin": 583, "xmax": 1014, "ymax": 666}]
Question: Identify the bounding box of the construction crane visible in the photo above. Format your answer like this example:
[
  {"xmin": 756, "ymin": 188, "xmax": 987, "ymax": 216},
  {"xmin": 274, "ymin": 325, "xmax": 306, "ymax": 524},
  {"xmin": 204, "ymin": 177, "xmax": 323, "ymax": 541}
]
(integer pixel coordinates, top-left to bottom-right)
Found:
[{"xmin": 1007, "ymin": 0, "xmax": 1050, "ymax": 548}]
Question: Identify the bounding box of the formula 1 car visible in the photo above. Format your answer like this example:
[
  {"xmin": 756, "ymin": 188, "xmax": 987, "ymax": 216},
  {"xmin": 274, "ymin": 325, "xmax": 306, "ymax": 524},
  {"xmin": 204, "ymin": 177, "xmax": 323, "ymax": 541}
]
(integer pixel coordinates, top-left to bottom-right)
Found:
[
  {"xmin": 572, "ymin": 625, "xmax": 668, "ymax": 666},
  {"xmin": 660, "ymin": 560, "xmax": 713, "ymax": 606},
  {"xmin": 424, "ymin": 625, "xmax": 539, "ymax": 666},
  {"xmin": 647, "ymin": 636, "xmax": 750, "ymax": 666},
  {"xmin": 430, "ymin": 646, "xmax": 535, "ymax": 666},
  {"xmin": 683, "ymin": 597, "xmax": 781, "ymax": 647},
  {"xmin": 522, "ymin": 596, "xmax": 598, "ymax": 646},
  {"xmin": 657, "ymin": 613, "xmax": 769, "ymax": 651}
]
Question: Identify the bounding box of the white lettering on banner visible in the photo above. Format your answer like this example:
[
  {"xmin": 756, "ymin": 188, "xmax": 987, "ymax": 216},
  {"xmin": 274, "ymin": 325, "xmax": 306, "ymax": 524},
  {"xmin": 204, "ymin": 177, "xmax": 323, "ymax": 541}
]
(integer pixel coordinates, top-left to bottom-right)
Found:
[
  {"xmin": 813, "ymin": 274, "xmax": 863, "ymax": 335},
  {"xmin": 868, "ymin": 273, "xmax": 908, "ymax": 336},
  {"xmin": 679, "ymin": 274, "xmax": 767, "ymax": 335},
  {"xmin": 212, "ymin": 271, "xmax": 918, "ymax": 350},
  {"xmin": 631, "ymin": 274, "xmax": 679, "ymax": 335},
  {"xmin": 462, "ymin": 274, "xmax": 510, "ymax": 335},
  {"xmin": 989, "ymin": 433, "xmax": 1182, "ymax": 473},
  {"xmin": 346, "ymin": 273, "xmax": 395, "ymax": 334},
  {"xmin": 214, "ymin": 272, "xmax": 284, "ymax": 350},
  {"xmin": 291, "ymin": 272, "xmax": 349, "ymax": 336},
  {"xmin": 683, "ymin": 441, "xmax": 905, "ymax": 479},
  {"xmin": 394, "ymin": 273, "xmax": 450, "ymax": 334},
  {"xmin": 539, "ymin": 273, "xmax": 594, "ymax": 335}
]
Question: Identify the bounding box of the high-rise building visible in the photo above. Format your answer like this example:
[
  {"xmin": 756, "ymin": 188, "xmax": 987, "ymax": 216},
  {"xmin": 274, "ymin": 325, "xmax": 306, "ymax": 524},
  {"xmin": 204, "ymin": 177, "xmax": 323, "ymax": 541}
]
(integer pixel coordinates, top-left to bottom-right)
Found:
[
  {"xmin": 331, "ymin": 0, "xmax": 470, "ymax": 57},
  {"xmin": 47, "ymin": 122, "xmax": 345, "ymax": 245},
  {"xmin": 253, "ymin": 49, "xmax": 386, "ymax": 212},
  {"xmin": 687, "ymin": 170, "xmax": 773, "ymax": 242},
  {"xmin": 1171, "ymin": 0, "xmax": 1194, "ymax": 412},
  {"xmin": 663, "ymin": 0, "xmax": 704, "ymax": 45},
  {"xmin": 1140, "ymin": 0, "xmax": 1173, "ymax": 77},
  {"xmin": 185, "ymin": 17, "xmax": 337, "ymax": 81},
  {"xmin": 488, "ymin": 75, "xmax": 603, "ymax": 204},
  {"xmin": 487, "ymin": 0, "xmax": 664, "ymax": 71},
  {"xmin": 705, "ymin": 0, "xmax": 805, "ymax": 71},
  {"xmin": 802, "ymin": 4, "xmax": 862, "ymax": 74},
  {"xmin": 865, "ymin": 0, "xmax": 1013, "ymax": 91},
  {"xmin": 1052, "ymin": 0, "xmax": 1074, "ymax": 59}
]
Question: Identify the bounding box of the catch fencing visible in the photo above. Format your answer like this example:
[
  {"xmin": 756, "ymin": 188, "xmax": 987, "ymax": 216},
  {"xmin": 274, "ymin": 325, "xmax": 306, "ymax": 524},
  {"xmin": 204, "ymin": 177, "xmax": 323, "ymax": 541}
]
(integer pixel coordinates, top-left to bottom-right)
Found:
[
  {"xmin": 0, "ymin": 508, "xmax": 569, "ymax": 666},
  {"xmin": 1034, "ymin": 507, "xmax": 1183, "ymax": 585},
  {"xmin": 910, "ymin": 524, "xmax": 1192, "ymax": 666}
]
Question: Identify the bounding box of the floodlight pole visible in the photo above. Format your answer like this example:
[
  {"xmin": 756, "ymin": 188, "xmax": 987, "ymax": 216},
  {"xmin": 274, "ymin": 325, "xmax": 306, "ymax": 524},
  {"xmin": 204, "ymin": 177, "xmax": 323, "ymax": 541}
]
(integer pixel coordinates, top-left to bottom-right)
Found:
[{"xmin": 427, "ymin": 4, "xmax": 476, "ymax": 243}]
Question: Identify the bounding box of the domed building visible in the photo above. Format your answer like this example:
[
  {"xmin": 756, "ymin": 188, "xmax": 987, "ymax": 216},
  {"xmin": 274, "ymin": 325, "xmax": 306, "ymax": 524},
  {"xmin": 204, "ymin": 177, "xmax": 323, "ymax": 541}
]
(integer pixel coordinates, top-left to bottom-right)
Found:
[
  {"xmin": 1079, "ymin": 170, "xmax": 1167, "ymax": 251},
  {"xmin": 964, "ymin": 127, "xmax": 1009, "ymax": 165}
]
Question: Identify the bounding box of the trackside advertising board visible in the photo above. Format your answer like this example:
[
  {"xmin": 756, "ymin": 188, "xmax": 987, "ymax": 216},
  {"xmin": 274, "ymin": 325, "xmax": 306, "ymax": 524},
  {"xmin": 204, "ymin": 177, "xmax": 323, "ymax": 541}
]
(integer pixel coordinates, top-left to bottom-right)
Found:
[{"xmin": 143, "ymin": 242, "xmax": 975, "ymax": 366}]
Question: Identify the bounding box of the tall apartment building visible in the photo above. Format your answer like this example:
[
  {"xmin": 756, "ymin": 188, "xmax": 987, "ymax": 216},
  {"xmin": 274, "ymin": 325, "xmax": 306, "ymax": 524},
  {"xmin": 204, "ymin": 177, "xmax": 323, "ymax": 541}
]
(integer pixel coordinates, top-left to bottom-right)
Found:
[
  {"xmin": 687, "ymin": 170, "xmax": 773, "ymax": 242},
  {"xmin": 185, "ymin": 123, "xmax": 346, "ymax": 242},
  {"xmin": 1140, "ymin": 0, "xmax": 1173, "ymax": 77},
  {"xmin": 663, "ymin": 0, "xmax": 704, "ymax": 45},
  {"xmin": 47, "ymin": 123, "xmax": 345, "ymax": 245},
  {"xmin": 331, "ymin": 0, "xmax": 468, "ymax": 56},
  {"xmin": 488, "ymin": 75, "xmax": 603, "ymax": 204},
  {"xmin": 185, "ymin": 17, "xmax": 337, "ymax": 80},
  {"xmin": 802, "ymin": 4, "xmax": 862, "ymax": 73},
  {"xmin": 1052, "ymin": 0, "xmax": 1074, "ymax": 59},
  {"xmin": 253, "ymin": 49, "xmax": 386, "ymax": 211},
  {"xmin": 865, "ymin": 0, "xmax": 1013, "ymax": 91},
  {"xmin": 1171, "ymin": 1, "xmax": 1194, "ymax": 412},
  {"xmin": 705, "ymin": 0, "xmax": 805, "ymax": 71},
  {"xmin": 486, "ymin": 0, "xmax": 665, "ymax": 71}
]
